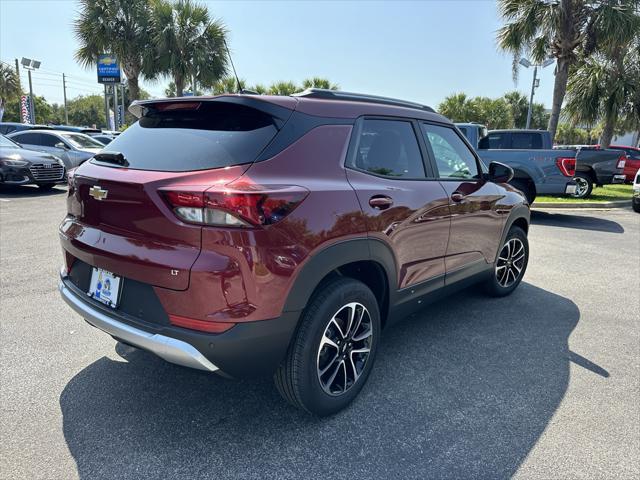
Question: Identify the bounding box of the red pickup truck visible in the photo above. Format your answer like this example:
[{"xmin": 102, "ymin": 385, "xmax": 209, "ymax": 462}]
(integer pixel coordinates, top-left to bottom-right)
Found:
[{"xmin": 607, "ymin": 145, "xmax": 640, "ymax": 183}]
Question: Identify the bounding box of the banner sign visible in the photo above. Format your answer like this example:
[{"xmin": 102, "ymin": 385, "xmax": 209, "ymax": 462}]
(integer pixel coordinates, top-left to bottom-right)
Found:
[
  {"xmin": 97, "ymin": 54, "xmax": 121, "ymax": 84},
  {"xmin": 20, "ymin": 95, "xmax": 32, "ymax": 124}
]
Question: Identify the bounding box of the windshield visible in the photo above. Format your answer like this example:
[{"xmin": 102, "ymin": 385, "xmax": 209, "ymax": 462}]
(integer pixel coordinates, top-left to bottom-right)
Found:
[
  {"xmin": 0, "ymin": 135, "xmax": 20, "ymax": 148},
  {"xmin": 60, "ymin": 133, "xmax": 103, "ymax": 149}
]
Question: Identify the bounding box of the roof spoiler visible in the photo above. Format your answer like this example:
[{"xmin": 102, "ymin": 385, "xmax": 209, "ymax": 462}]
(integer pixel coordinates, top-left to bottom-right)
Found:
[{"xmin": 128, "ymin": 96, "xmax": 294, "ymax": 128}]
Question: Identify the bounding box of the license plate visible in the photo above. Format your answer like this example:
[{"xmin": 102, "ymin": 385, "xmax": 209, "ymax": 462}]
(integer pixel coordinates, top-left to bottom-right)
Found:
[
  {"xmin": 88, "ymin": 267, "xmax": 122, "ymax": 308},
  {"xmin": 565, "ymin": 184, "xmax": 577, "ymax": 194}
]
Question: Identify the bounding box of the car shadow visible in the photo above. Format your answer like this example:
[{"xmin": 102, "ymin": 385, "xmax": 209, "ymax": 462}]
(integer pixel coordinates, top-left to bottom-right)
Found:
[
  {"xmin": 531, "ymin": 210, "xmax": 625, "ymax": 233},
  {"xmin": 0, "ymin": 184, "xmax": 67, "ymax": 198},
  {"xmin": 59, "ymin": 283, "xmax": 589, "ymax": 479}
]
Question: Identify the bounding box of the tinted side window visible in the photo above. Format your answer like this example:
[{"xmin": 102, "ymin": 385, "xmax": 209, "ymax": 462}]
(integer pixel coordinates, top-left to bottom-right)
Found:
[
  {"xmin": 39, "ymin": 134, "xmax": 63, "ymax": 147},
  {"xmin": 421, "ymin": 123, "xmax": 479, "ymax": 180},
  {"xmin": 350, "ymin": 119, "xmax": 425, "ymax": 178},
  {"xmin": 511, "ymin": 132, "xmax": 542, "ymax": 149},
  {"xmin": 487, "ymin": 133, "xmax": 508, "ymax": 149},
  {"xmin": 12, "ymin": 132, "xmax": 41, "ymax": 144}
]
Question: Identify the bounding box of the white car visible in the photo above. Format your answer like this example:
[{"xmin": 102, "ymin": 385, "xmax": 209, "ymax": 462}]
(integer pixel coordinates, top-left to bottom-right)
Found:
[{"xmin": 633, "ymin": 168, "xmax": 640, "ymax": 213}]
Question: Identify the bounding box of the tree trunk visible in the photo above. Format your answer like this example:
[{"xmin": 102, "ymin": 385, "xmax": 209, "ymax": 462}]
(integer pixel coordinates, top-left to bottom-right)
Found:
[
  {"xmin": 600, "ymin": 113, "xmax": 617, "ymax": 148},
  {"xmin": 175, "ymin": 76, "xmax": 184, "ymax": 97},
  {"xmin": 547, "ymin": 58, "xmax": 570, "ymax": 144},
  {"xmin": 126, "ymin": 75, "xmax": 140, "ymax": 105}
]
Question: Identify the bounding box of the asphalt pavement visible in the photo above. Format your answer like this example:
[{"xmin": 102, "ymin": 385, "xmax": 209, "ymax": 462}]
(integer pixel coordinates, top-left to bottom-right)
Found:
[{"xmin": 1, "ymin": 185, "xmax": 638, "ymax": 479}]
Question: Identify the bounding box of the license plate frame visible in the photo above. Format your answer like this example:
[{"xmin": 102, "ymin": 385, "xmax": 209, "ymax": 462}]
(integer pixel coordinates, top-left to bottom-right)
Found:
[{"xmin": 88, "ymin": 267, "xmax": 122, "ymax": 308}]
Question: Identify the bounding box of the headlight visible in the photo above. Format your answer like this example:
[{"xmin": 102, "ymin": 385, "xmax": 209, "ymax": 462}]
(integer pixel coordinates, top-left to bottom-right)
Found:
[{"xmin": 0, "ymin": 155, "xmax": 29, "ymax": 167}]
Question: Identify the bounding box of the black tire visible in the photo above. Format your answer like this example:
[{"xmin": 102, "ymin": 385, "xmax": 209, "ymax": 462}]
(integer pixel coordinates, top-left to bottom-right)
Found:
[
  {"xmin": 510, "ymin": 179, "xmax": 536, "ymax": 204},
  {"xmin": 633, "ymin": 199, "xmax": 640, "ymax": 213},
  {"xmin": 572, "ymin": 173, "xmax": 593, "ymax": 199},
  {"xmin": 274, "ymin": 277, "xmax": 381, "ymax": 416},
  {"xmin": 38, "ymin": 183, "xmax": 55, "ymax": 191},
  {"xmin": 484, "ymin": 226, "xmax": 529, "ymax": 297}
]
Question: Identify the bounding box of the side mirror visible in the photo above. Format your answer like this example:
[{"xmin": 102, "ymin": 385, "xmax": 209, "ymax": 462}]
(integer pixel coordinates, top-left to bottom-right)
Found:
[
  {"xmin": 488, "ymin": 161, "xmax": 514, "ymax": 183},
  {"xmin": 55, "ymin": 142, "xmax": 69, "ymax": 150}
]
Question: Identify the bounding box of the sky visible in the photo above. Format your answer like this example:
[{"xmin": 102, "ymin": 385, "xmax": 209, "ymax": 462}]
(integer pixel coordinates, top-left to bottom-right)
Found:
[{"xmin": 0, "ymin": 0, "xmax": 557, "ymax": 110}]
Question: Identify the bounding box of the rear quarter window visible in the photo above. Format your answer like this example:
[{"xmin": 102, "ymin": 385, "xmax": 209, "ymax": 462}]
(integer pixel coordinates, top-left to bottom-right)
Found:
[{"xmin": 97, "ymin": 102, "xmax": 279, "ymax": 172}]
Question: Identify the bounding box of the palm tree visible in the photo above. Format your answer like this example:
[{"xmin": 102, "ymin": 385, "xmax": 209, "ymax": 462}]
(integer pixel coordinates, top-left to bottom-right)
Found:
[
  {"xmin": 151, "ymin": 0, "xmax": 228, "ymax": 97},
  {"xmin": 0, "ymin": 64, "xmax": 21, "ymax": 121},
  {"xmin": 301, "ymin": 77, "xmax": 339, "ymax": 90},
  {"xmin": 496, "ymin": 0, "xmax": 639, "ymax": 142},
  {"xmin": 564, "ymin": 47, "xmax": 639, "ymax": 147},
  {"xmin": 74, "ymin": 0, "xmax": 152, "ymax": 105},
  {"xmin": 268, "ymin": 81, "xmax": 299, "ymax": 96},
  {"xmin": 211, "ymin": 76, "xmax": 245, "ymax": 94}
]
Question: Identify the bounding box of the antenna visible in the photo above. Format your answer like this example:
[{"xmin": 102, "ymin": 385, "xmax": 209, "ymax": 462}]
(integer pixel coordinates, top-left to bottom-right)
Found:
[{"xmin": 223, "ymin": 39, "xmax": 242, "ymax": 94}]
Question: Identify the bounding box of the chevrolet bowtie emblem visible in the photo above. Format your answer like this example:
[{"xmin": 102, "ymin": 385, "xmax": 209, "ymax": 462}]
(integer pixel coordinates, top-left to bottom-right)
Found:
[{"xmin": 89, "ymin": 185, "xmax": 108, "ymax": 200}]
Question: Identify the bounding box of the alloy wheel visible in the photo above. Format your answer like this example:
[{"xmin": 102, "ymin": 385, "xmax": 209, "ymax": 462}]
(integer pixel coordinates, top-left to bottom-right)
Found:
[
  {"xmin": 316, "ymin": 302, "xmax": 373, "ymax": 396},
  {"xmin": 495, "ymin": 238, "xmax": 526, "ymax": 288},
  {"xmin": 573, "ymin": 177, "xmax": 589, "ymax": 198}
]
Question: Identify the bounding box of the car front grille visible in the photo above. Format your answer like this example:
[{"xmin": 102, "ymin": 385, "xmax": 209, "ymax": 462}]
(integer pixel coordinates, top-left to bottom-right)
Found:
[{"xmin": 29, "ymin": 163, "xmax": 65, "ymax": 182}]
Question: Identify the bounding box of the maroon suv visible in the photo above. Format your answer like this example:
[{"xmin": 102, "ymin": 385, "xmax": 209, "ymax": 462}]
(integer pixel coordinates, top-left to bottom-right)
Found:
[{"xmin": 59, "ymin": 90, "xmax": 530, "ymax": 415}]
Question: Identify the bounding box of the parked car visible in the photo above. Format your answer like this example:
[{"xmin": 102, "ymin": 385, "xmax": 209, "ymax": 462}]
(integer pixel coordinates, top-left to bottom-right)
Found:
[
  {"xmin": 554, "ymin": 145, "xmax": 627, "ymax": 198},
  {"xmin": 458, "ymin": 125, "xmax": 625, "ymax": 200},
  {"xmin": 58, "ymin": 90, "xmax": 531, "ymax": 416},
  {"xmin": 7, "ymin": 129, "xmax": 102, "ymax": 169},
  {"xmin": 456, "ymin": 123, "xmax": 576, "ymax": 202},
  {"xmin": 90, "ymin": 134, "xmax": 117, "ymax": 146},
  {"xmin": 606, "ymin": 145, "xmax": 640, "ymax": 183},
  {"xmin": 51, "ymin": 125, "xmax": 102, "ymax": 135},
  {"xmin": 0, "ymin": 122, "xmax": 53, "ymax": 135},
  {"xmin": 633, "ymin": 169, "xmax": 640, "ymax": 213},
  {"xmin": 0, "ymin": 134, "xmax": 65, "ymax": 189}
]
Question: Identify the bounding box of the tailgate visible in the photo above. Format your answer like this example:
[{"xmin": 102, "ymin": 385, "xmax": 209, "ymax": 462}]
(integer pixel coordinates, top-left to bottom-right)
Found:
[{"xmin": 63, "ymin": 162, "xmax": 248, "ymax": 290}]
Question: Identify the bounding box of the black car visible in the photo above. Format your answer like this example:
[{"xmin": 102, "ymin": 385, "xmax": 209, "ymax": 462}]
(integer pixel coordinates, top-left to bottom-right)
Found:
[
  {"xmin": 0, "ymin": 122, "xmax": 53, "ymax": 135},
  {"xmin": 0, "ymin": 135, "xmax": 65, "ymax": 190}
]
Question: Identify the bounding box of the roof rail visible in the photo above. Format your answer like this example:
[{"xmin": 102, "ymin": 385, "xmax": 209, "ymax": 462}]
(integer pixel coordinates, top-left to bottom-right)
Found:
[{"xmin": 292, "ymin": 88, "xmax": 435, "ymax": 113}]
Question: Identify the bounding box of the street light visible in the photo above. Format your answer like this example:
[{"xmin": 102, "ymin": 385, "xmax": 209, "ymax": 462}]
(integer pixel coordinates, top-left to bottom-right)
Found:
[
  {"xmin": 519, "ymin": 57, "xmax": 554, "ymax": 129},
  {"xmin": 21, "ymin": 57, "xmax": 41, "ymax": 124}
]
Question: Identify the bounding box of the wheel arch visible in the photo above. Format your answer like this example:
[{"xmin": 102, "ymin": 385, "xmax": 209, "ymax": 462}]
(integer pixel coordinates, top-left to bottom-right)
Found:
[{"xmin": 282, "ymin": 238, "xmax": 397, "ymax": 327}]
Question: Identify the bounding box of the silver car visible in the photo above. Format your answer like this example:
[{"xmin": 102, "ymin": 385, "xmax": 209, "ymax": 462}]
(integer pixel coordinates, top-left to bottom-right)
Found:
[{"xmin": 7, "ymin": 129, "xmax": 103, "ymax": 169}]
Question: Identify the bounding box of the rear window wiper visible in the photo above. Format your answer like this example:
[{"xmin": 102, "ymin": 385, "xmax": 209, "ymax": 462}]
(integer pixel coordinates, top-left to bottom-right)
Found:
[{"xmin": 93, "ymin": 151, "xmax": 129, "ymax": 167}]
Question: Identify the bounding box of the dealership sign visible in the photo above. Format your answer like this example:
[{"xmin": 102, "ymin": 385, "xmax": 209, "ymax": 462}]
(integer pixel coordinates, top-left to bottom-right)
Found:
[{"xmin": 97, "ymin": 54, "xmax": 121, "ymax": 84}]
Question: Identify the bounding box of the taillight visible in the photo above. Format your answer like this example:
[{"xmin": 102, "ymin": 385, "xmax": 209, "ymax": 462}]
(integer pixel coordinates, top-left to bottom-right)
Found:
[
  {"xmin": 556, "ymin": 157, "xmax": 576, "ymax": 177},
  {"xmin": 617, "ymin": 154, "xmax": 626, "ymax": 170},
  {"xmin": 162, "ymin": 183, "xmax": 309, "ymax": 227}
]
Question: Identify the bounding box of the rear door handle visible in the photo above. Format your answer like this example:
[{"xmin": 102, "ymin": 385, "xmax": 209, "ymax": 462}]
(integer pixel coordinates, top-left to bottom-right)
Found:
[
  {"xmin": 369, "ymin": 195, "xmax": 394, "ymax": 210},
  {"xmin": 451, "ymin": 192, "xmax": 465, "ymax": 202}
]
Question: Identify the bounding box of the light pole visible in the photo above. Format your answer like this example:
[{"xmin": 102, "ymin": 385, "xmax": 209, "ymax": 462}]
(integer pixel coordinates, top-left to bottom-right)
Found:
[
  {"xmin": 21, "ymin": 57, "xmax": 41, "ymax": 124},
  {"xmin": 519, "ymin": 57, "xmax": 554, "ymax": 129}
]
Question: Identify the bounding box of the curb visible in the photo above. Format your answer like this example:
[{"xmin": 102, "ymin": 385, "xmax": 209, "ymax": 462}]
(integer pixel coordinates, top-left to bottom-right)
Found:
[{"xmin": 532, "ymin": 200, "xmax": 631, "ymax": 209}]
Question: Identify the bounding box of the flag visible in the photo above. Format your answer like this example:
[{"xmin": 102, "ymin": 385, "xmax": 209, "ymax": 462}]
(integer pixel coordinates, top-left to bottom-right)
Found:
[{"xmin": 20, "ymin": 95, "xmax": 32, "ymax": 124}]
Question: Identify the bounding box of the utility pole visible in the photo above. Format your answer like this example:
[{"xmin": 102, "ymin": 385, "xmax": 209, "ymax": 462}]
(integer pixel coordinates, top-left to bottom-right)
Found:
[
  {"xmin": 27, "ymin": 69, "xmax": 35, "ymax": 123},
  {"xmin": 526, "ymin": 65, "xmax": 538, "ymax": 130},
  {"xmin": 104, "ymin": 84, "xmax": 109, "ymax": 129},
  {"xmin": 62, "ymin": 73, "xmax": 69, "ymax": 124},
  {"xmin": 113, "ymin": 85, "xmax": 119, "ymax": 129},
  {"xmin": 120, "ymin": 83, "xmax": 125, "ymax": 127}
]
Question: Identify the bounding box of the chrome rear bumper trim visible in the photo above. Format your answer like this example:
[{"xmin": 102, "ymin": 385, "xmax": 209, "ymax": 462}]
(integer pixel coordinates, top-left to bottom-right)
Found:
[{"xmin": 59, "ymin": 281, "xmax": 218, "ymax": 372}]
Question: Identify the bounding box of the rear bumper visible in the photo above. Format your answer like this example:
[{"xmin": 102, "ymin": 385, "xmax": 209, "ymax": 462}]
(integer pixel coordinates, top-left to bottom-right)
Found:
[{"xmin": 59, "ymin": 276, "xmax": 300, "ymax": 378}]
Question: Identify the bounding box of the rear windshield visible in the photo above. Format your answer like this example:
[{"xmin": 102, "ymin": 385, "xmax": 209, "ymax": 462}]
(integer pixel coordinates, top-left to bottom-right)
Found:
[{"xmin": 96, "ymin": 102, "xmax": 278, "ymax": 171}]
